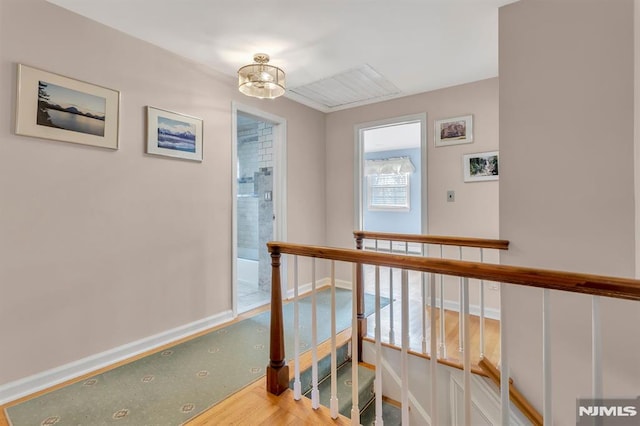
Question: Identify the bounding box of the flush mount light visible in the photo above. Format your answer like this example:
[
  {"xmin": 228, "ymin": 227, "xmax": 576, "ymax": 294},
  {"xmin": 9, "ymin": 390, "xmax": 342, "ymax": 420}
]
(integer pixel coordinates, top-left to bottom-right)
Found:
[{"xmin": 238, "ymin": 53, "xmax": 286, "ymax": 99}]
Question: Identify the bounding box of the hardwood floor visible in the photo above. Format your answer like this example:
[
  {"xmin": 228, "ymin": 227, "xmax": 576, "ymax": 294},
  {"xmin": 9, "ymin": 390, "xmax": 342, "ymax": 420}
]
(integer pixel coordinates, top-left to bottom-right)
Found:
[
  {"xmin": 187, "ymin": 299, "xmax": 501, "ymax": 425},
  {"xmin": 1, "ymin": 282, "xmax": 500, "ymax": 425},
  {"xmin": 366, "ymin": 306, "xmax": 501, "ymax": 369},
  {"xmin": 187, "ymin": 329, "xmax": 354, "ymax": 425},
  {"xmin": 363, "ymin": 266, "xmax": 501, "ymax": 369},
  {"xmin": 187, "ymin": 378, "xmax": 350, "ymax": 425}
]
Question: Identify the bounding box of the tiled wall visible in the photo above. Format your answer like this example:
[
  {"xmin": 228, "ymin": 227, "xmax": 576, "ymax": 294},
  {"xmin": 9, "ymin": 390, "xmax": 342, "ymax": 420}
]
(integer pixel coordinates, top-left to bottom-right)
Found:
[{"xmin": 237, "ymin": 117, "xmax": 274, "ymax": 263}]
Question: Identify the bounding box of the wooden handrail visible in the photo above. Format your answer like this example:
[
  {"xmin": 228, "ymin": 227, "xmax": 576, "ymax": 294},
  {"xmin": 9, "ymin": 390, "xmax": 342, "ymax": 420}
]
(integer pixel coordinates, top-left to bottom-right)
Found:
[
  {"xmin": 352, "ymin": 231, "xmax": 509, "ymax": 361},
  {"xmin": 478, "ymin": 357, "xmax": 543, "ymax": 426},
  {"xmin": 265, "ymin": 240, "xmax": 640, "ymax": 399},
  {"xmin": 353, "ymin": 231, "xmax": 510, "ymax": 250},
  {"xmin": 267, "ymin": 242, "xmax": 640, "ymax": 301}
]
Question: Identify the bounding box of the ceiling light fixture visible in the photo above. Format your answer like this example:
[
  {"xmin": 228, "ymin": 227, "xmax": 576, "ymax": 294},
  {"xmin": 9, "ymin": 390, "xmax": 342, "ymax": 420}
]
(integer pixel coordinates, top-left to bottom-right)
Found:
[{"xmin": 238, "ymin": 53, "xmax": 286, "ymax": 99}]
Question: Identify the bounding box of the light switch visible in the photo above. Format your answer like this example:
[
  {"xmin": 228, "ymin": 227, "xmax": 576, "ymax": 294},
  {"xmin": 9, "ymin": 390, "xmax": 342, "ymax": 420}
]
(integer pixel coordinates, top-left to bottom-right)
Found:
[{"xmin": 447, "ymin": 190, "xmax": 455, "ymax": 202}]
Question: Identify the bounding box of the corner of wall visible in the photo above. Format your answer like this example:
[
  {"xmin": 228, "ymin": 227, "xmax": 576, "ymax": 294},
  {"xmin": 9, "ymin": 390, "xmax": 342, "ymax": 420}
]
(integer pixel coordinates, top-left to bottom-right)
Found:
[{"xmin": 635, "ymin": 0, "xmax": 640, "ymax": 278}]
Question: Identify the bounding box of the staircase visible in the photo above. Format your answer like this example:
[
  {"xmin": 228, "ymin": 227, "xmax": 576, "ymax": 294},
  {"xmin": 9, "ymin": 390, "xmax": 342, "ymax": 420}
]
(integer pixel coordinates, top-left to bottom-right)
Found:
[
  {"xmin": 292, "ymin": 343, "xmax": 402, "ymax": 425},
  {"xmin": 267, "ymin": 235, "xmax": 633, "ymax": 425}
]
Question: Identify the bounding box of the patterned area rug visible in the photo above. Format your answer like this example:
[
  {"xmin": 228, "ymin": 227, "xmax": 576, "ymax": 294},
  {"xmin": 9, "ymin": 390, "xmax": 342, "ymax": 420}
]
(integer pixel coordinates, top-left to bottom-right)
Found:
[{"xmin": 5, "ymin": 289, "xmax": 387, "ymax": 426}]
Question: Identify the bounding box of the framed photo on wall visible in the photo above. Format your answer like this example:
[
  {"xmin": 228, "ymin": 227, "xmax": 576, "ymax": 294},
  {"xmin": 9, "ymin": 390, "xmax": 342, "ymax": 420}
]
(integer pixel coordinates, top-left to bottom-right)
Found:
[
  {"xmin": 146, "ymin": 106, "xmax": 203, "ymax": 161},
  {"xmin": 15, "ymin": 64, "xmax": 120, "ymax": 149},
  {"xmin": 434, "ymin": 114, "xmax": 473, "ymax": 147},
  {"xmin": 463, "ymin": 151, "xmax": 499, "ymax": 182}
]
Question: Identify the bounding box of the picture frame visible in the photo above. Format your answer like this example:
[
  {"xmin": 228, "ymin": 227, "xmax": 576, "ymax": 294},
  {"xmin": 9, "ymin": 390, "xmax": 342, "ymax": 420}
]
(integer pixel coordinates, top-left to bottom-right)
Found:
[
  {"xmin": 15, "ymin": 64, "xmax": 120, "ymax": 149},
  {"xmin": 434, "ymin": 114, "xmax": 473, "ymax": 147},
  {"xmin": 146, "ymin": 106, "xmax": 203, "ymax": 161},
  {"xmin": 463, "ymin": 151, "xmax": 499, "ymax": 182}
]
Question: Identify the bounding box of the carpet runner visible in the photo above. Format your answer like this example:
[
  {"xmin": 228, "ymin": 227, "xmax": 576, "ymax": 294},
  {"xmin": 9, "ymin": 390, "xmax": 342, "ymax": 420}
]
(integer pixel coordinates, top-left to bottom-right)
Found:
[{"xmin": 4, "ymin": 288, "xmax": 388, "ymax": 425}]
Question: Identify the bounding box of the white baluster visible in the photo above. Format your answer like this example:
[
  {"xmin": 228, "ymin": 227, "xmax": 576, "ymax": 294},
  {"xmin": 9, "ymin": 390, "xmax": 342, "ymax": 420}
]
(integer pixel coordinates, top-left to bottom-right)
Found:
[
  {"xmin": 592, "ymin": 295, "xmax": 602, "ymax": 400},
  {"xmin": 422, "ymin": 243, "xmax": 428, "ymax": 353},
  {"xmin": 543, "ymin": 289, "xmax": 552, "ymax": 424},
  {"xmin": 401, "ymin": 269, "xmax": 409, "ymax": 425},
  {"xmin": 293, "ymin": 255, "xmax": 301, "ymax": 400},
  {"xmin": 458, "ymin": 246, "xmax": 463, "ymax": 353},
  {"xmin": 330, "ymin": 260, "xmax": 339, "ymax": 419},
  {"xmin": 389, "ymin": 265, "xmax": 395, "ymax": 345},
  {"xmin": 311, "ymin": 258, "xmax": 319, "ymax": 409},
  {"xmin": 378, "ymin": 240, "xmax": 393, "ymax": 346},
  {"xmin": 479, "ymin": 248, "xmax": 485, "ymax": 358},
  {"xmin": 500, "ymin": 283, "xmax": 509, "ymax": 425},
  {"xmin": 375, "ymin": 266, "xmax": 384, "ymax": 426},
  {"xmin": 463, "ymin": 277, "xmax": 471, "ymax": 426},
  {"xmin": 430, "ymin": 272, "xmax": 439, "ymax": 426},
  {"xmin": 351, "ymin": 263, "xmax": 360, "ymax": 425},
  {"xmin": 439, "ymin": 245, "xmax": 446, "ymax": 359}
]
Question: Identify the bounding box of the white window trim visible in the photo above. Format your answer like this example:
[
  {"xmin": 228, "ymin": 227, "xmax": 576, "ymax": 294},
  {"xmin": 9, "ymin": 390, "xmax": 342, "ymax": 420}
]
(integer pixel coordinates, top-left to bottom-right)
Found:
[{"xmin": 353, "ymin": 112, "xmax": 427, "ymax": 233}]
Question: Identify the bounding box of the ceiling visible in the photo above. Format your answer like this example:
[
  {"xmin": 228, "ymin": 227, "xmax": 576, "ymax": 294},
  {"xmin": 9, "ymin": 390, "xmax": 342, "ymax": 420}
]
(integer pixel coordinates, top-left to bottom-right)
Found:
[{"xmin": 47, "ymin": 0, "xmax": 517, "ymax": 113}]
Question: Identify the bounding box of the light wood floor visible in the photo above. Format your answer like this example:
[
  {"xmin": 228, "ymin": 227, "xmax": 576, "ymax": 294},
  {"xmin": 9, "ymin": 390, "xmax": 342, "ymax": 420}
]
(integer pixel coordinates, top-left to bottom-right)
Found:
[
  {"xmin": 367, "ymin": 304, "xmax": 501, "ymax": 369},
  {"xmin": 187, "ymin": 378, "xmax": 351, "ymax": 425},
  {"xmin": 363, "ymin": 266, "xmax": 501, "ymax": 369},
  {"xmin": 1, "ymin": 284, "xmax": 500, "ymax": 425},
  {"xmin": 187, "ymin": 330, "xmax": 353, "ymax": 425}
]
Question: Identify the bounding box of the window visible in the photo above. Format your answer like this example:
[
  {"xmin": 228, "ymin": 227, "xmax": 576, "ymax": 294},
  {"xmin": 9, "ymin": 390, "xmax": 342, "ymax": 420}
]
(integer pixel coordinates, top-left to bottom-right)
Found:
[
  {"xmin": 368, "ymin": 172, "xmax": 410, "ymax": 210},
  {"xmin": 364, "ymin": 156, "xmax": 414, "ymax": 211}
]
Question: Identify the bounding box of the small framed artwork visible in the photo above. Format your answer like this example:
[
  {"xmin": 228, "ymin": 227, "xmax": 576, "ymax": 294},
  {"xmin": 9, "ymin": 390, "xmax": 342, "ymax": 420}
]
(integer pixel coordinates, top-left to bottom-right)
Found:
[
  {"xmin": 463, "ymin": 151, "xmax": 499, "ymax": 182},
  {"xmin": 434, "ymin": 114, "xmax": 473, "ymax": 147},
  {"xmin": 146, "ymin": 106, "xmax": 203, "ymax": 161},
  {"xmin": 15, "ymin": 64, "xmax": 120, "ymax": 149}
]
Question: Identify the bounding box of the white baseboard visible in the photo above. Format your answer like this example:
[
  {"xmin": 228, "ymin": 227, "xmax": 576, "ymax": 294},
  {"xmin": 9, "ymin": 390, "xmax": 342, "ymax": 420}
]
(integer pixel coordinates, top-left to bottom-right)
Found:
[
  {"xmin": 442, "ymin": 300, "xmax": 500, "ymax": 320},
  {"xmin": 285, "ymin": 280, "xmax": 320, "ymax": 299},
  {"xmin": 335, "ymin": 279, "xmax": 352, "ymax": 290},
  {"xmin": 283, "ymin": 277, "xmax": 499, "ymax": 319},
  {"xmin": 0, "ymin": 309, "xmax": 234, "ymax": 405},
  {"xmin": 285, "ymin": 277, "xmax": 352, "ymax": 299}
]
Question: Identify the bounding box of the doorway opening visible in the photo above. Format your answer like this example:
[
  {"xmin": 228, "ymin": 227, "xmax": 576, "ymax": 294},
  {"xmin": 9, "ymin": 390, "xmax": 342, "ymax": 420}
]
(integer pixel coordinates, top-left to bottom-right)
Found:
[
  {"xmin": 355, "ymin": 113, "xmax": 427, "ymax": 241},
  {"xmin": 232, "ymin": 104, "xmax": 287, "ymax": 315}
]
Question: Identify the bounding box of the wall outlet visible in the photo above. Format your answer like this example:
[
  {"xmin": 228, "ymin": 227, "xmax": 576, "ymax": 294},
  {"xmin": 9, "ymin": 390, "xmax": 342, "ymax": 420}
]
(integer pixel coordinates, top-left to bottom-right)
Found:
[{"xmin": 447, "ymin": 190, "xmax": 455, "ymax": 202}]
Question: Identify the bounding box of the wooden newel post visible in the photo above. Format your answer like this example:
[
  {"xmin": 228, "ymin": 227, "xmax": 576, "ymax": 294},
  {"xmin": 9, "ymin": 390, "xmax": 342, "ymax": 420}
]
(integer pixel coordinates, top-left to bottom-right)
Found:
[
  {"xmin": 355, "ymin": 233, "xmax": 367, "ymax": 362},
  {"xmin": 266, "ymin": 246, "xmax": 289, "ymax": 395}
]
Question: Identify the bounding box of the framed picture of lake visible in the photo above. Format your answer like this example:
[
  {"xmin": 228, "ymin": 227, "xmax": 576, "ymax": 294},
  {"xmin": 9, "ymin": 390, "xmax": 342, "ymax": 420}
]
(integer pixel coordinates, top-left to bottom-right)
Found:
[
  {"xmin": 15, "ymin": 64, "xmax": 120, "ymax": 149},
  {"xmin": 146, "ymin": 106, "xmax": 203, "ymax": 161},
  {"xmin": 463, "ymin": 150, "xmax": 499, "ymax": 182},
  {"xmin": 434, "ymin": 114, "xmax": 473, "ymax": 147}
]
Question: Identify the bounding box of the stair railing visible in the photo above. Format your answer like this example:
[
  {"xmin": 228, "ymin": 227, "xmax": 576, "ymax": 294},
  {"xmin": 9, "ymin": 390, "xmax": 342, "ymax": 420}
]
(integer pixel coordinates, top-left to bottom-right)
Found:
[
  {"xmin": 266, "ymin": 241, "xmax": 640, "ymax": 425},
  {"xmin": 353, "ymin": 231, "xmax": 509, "ymax": 363}
]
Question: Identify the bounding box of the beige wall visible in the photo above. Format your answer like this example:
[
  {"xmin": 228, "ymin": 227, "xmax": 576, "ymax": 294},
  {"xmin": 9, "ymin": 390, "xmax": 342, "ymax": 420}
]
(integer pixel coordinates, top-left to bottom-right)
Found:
[
  {"xmin": 636, "ymin": 0, "xmax": 640, "ymax": 276},
  {"xmin": 325, "ymin": 78, "xmax": 501, "ymax": 305},
  {"xmin": 10, "ymin": 3, "xmax": 636, "ymax": 420},
  {"xmin": 0, "ymin": 0, "xmax": 500, "ymax": 391},
  {"xmin": 0, "ymin": 0, "xmax": 326, "ymax": 385},
  {"xmin": 500, "ymin": 0, "xmax": 640, "ymax": 424}
]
